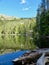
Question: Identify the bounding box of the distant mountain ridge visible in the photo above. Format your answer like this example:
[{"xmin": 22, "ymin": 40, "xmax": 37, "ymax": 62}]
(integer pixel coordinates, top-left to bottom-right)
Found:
[
  {"xmin": 0, "ymin": 14, "xmax": 20, "ymax": 20},
  {"xmin": 0, "ymin": 14, "xmax": 36, "ymax": 20}
]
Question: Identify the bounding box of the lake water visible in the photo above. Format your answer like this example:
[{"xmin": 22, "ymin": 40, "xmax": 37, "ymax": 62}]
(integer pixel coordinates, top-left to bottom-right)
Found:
[{"xmin": 0, "ymin": 33, "xmax": 35, "ymax": 53}]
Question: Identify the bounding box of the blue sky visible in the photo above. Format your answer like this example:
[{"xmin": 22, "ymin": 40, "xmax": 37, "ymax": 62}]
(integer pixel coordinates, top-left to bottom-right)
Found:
[{"xmin": 0, "ymin": 0, "xmax": 41, "ymax": 18}]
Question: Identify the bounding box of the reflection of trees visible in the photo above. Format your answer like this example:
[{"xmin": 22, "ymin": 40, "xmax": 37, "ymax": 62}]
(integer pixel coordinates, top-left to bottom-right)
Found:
[
  {"xmin": 0, "ymin": 18, "xmax": 36, "ymax": 50},
  {"xmin": 1, "ymin": 30, "xmax": 5, "ymax": 34}
]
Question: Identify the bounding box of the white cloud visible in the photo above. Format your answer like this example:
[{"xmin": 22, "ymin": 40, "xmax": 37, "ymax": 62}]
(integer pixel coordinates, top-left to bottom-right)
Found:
[
  {"xmin": 23, "ymin": 7, "xmax": 29, "ymax": 11},
  {"xmin": 22, "ymin": 7, "xmax": 31, "ymax": 11},
  {"xmin": 20, "ymin": 0, "xmax": 26, "ymax": 4}
]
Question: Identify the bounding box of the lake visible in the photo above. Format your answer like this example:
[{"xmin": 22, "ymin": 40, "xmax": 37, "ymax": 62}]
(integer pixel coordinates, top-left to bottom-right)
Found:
[{"xmin": 0, "ymin": 33, "xmax": 36, "ymax": 54}]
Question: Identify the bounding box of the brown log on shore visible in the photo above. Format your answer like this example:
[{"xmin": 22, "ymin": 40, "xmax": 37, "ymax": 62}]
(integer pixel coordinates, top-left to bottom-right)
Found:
[
  {"xmin": 13, "ymin": 49, "xmax": 49, "ymax": 65},
  {"xmin": 13, "ymin": 51, "xmax": 42, "ymax": 65}
]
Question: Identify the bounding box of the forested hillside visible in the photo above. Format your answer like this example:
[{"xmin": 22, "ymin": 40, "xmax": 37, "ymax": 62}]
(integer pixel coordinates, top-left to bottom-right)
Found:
[{"xmin": 0, "ymin": 14, "xmax": 36, "ymax": 53}]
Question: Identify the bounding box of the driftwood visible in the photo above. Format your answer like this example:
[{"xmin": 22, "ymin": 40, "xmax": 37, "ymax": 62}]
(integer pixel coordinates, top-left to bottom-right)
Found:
[
  {"xmin": 13, "ymin": 49, "xmax": 49, "ymax": 65},
  {"xmin": 13, "ymin": 51, "xmax": 42, "ymax": 65}
]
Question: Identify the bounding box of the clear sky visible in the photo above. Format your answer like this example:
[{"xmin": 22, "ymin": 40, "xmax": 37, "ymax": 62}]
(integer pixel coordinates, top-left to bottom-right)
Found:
[{"xmin": 0, "ymin": 0, "xmax": 41, "ymax": 18}]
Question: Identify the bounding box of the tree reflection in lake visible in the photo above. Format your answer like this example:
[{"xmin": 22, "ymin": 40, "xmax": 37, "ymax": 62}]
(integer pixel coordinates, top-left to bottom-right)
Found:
[
  {"xmin": 0, "ymin": 18, "xmax": 36, "ymax": 54},
  {"xmin": 0, "ymin": 33, "xmax": 36, "ymax": 51}
]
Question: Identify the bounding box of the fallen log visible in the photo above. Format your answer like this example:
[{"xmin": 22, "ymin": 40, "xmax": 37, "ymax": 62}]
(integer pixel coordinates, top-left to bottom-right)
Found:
[
  {"xmin": 12, "ymin": 49, "xmax": 49, "ymax": 65},
  {"xmin": 13, "ymin": 51, "xmax": 42, "ymax": 65}
]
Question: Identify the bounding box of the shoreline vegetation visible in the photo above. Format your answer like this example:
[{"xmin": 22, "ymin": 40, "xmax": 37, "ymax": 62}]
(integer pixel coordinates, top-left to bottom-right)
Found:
[{"xmin": 0, "ymin": 14, "xmax": 36, "ymax": 54}]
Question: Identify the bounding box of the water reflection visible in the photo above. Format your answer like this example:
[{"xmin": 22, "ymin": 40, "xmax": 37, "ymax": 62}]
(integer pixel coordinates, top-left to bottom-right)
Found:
[{"xmin": 0, "ymin": 33, "xmax": 35, "ymax": 50}]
